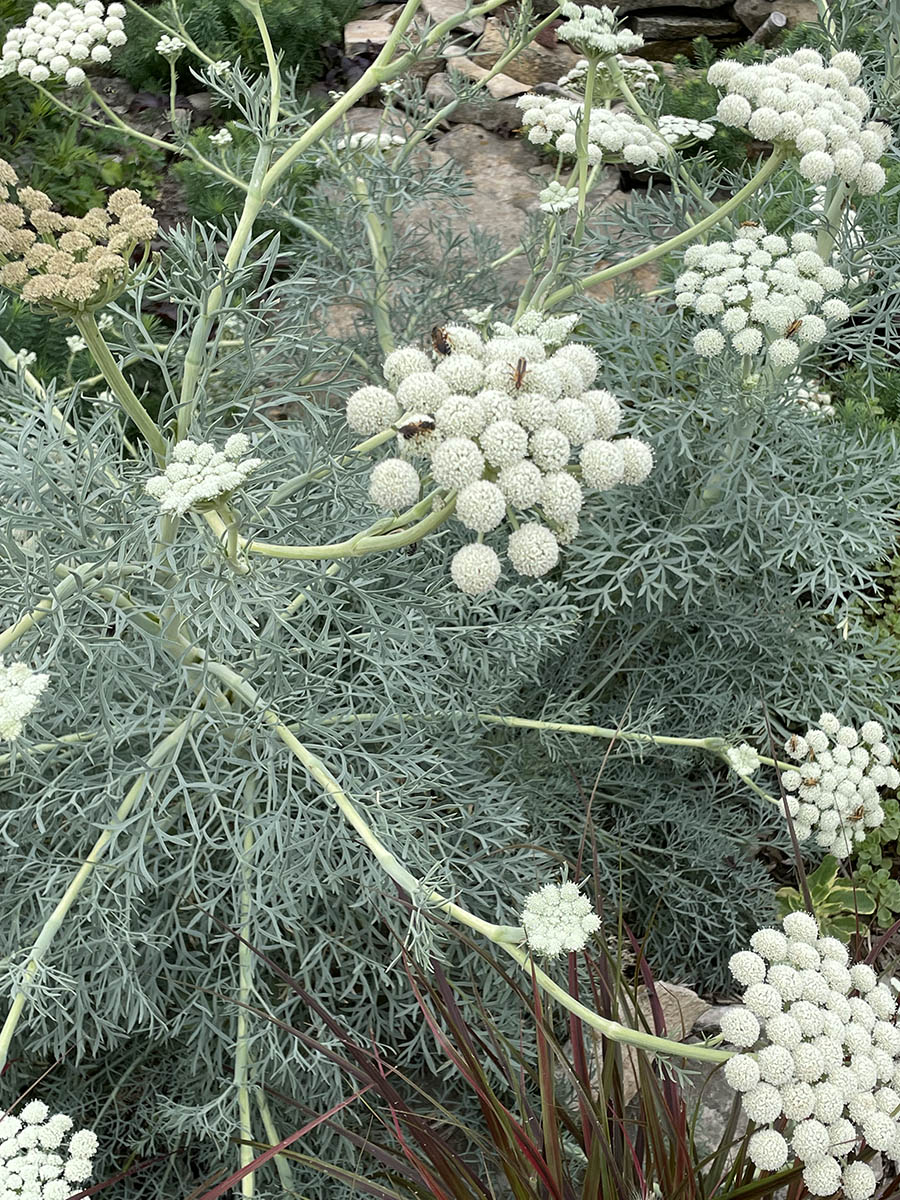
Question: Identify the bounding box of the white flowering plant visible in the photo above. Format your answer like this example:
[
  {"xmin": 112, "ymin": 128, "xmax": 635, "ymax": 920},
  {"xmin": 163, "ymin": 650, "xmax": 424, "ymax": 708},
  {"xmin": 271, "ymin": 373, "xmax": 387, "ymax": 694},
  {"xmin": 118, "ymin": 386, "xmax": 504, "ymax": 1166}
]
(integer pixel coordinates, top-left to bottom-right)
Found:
[{"xmin": 0, "ymin": 0, "xmax": 899, "ymax": 1196}]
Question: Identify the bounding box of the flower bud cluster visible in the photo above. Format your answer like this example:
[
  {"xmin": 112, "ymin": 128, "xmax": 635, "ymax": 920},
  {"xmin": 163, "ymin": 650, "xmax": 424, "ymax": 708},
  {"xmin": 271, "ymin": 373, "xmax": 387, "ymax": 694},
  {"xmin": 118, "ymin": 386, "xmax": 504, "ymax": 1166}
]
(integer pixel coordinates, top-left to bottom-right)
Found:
[
  {"xmin": 674, "ymin": 222, "xmax": 849, "ymax": 367},
  {"xmin": 557, "ymin": 2, "xmax": 643, "ymax": 56},
  {"xmin": 781, "ymin": 714, "xmax": 898, "ymax": 858},
  {"xmin": 721, "ymin": 912, "xmax": 900, "ymax": 1197},
  {"xmin": 788, "ymin": 376, "xmax": 835, "ymax": 417},
  {"xmin": 145, "ymin": 434, "xmax": 261, "ymax": 516},
  {"xmin": 0, "ymin": 0, "xmax": 126, "ymax": 86},
  {"xmin": 155, "ymin": 33, "xmax": 184, "ymax": 58},
  {"xmin": 538, "ymin": 182, "xmax": 579, "ymax": 213},
  {"xmin": 521, "ymin": 880, "xmax": 601, "ymax": 957},
  {"xmin": 557, "ymin": 54, "xmax": 658, "ymax": 100},
  {"xmin": 0, "ymin": 1098, "xmax": 99, "ymax": 1200},
  {"xmin": 0, "ymin": 658, "xmax": 49, "ymax": 740},
  {"xmin": 708, "ymin": 49, "xmax": 889, "ymax": 195},
  {"xmin": 345, "ymin": 316, "xmax": 654, "ymax": 595},
  {"xmin": 0, "ymin": 163, "xmax": 157, "ymax": 313},
  {"xmin": 727, "ymin": 742, "xmax": 761, "ymax": 776},
  {"xmin": 517, "ymin": 93, "xmax": 707, "ymax": 168}
]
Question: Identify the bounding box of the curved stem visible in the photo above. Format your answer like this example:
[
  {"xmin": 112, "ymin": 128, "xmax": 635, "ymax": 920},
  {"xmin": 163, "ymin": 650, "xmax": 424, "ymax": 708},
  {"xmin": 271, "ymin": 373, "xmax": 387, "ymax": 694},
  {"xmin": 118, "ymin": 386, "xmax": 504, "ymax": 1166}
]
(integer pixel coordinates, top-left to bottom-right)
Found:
[
  {"xmin": 542, "ymin": 149, "xmax": 786, "ymax": 310},
  {"xmin": 202, "ymin": 492, "xmax": 456, "ymax": 561},
  {"xmin": 235, "ymin": 773, "xmax": 258, "ymax": 1200},
  {"xmin": 352, "ymin": 175, "xmax": 395, "ymax": 356},
  {"xmin": 199, "ymin": 659, "xmax": 731, "ymax": 1065},
  {"xmin": 74, "ymin": 314, "xmax": 167, "ymax": 460},
  {"xmin": 0, "ymin": 712, "xmax": 202, "ymax": 1071}
]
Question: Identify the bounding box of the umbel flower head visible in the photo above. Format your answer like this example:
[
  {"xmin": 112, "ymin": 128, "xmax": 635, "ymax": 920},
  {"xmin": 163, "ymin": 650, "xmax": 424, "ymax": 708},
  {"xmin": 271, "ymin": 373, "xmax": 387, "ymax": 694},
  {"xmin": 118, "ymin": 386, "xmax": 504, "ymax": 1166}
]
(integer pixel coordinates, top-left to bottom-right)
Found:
[
  {"xmin": 0, "ymin": 657, "xmax": 49, "ymax": 739},
  {"xmin": 674, "ymin": 222, "xmax": 850, "ymax": 367},
  {"xmin": 517, "ymin": 93, "xmax": 708, "ymax": 168},
  {"xmin": 0, "ymin": 1098, "xmax": 99, "ymax": 1199},
  {"xmin": 557, "ymin": 2, "xmax": 644, "ymax": 56},
  {"xmin": 521, "ymin": 880, "xmax": 602, "ymax": 957},
  {"xmin": 344, "ymin": 314, "xmax": 654, "ymax": 595},
  {"xmin": 145, "ymin": 433, "xmax": 262, "ymax": 516},
  {"xmin": 0, "ymin": 163, "xmax": 157, "ymax": 314},
  {"xmin": 779, "ymin": 713, "xmax": 898, "ymax": 857},
  {"xmin": 557, "ymin": 54, "xmax": 658, "ymax": 101},
  {"xmin": 708, "ymin": 48, "xmax": 889, "ymax": 196},
  {"xmin": 721, "ymin": 912, "xmax": 900, "ymax": 1197},
  {"xmin": 0, "ymin": 0, "xmax": 127, "ymax": 86}
]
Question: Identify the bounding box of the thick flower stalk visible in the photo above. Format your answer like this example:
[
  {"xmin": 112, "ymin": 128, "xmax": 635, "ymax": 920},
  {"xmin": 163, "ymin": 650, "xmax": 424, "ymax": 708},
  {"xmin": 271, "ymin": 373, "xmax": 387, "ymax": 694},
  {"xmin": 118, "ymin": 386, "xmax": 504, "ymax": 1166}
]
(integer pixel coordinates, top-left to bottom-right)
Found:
[
  {"xmin": 674, "ymin": 222, "xmax": 851, "ymax": 367},
  {"xmin": 0, "ymin": 0, "xmax": 127, "ymax": 86},
  {"xmin": 517, "ymin": 93, "xmax": 712, "ymax": 169},
  {"xmin": 780, "ymin": 714, "xmax": 898, "ymax": 857},
  {"xmin": 0, "ymin": 657, "xmax": 49, "ymax": 739},
  {"xmin": 345, "ymin": 313, "xmax": 654, "ymax": 594},
  {"xmin": 709, "ymin": 48, "xmax": 889, "ymax": 196},
  {"xmin": 0, "ymin": 1100, "xmax": 99, "ymax": 1200},
  {"xmin": 722, "ymin": 912, "xmax": 900, "ymax": 1197},
  {"xmin": 0, "ymin": 160, "xmax": 157, "ymax": 314},
  {"xmin": 145, "ymin": 434, "xmax": 262, "ymax": 516}
]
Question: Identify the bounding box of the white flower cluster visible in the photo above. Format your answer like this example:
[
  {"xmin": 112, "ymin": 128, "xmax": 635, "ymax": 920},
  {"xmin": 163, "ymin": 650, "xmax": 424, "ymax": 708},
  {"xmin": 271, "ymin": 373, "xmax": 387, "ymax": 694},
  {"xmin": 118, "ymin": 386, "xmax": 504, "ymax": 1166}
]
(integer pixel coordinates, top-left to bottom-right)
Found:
[
  {"xmin": 210, "ymin": 128, "xmax": 232, "ymax": 147},
  {"xmin": 155, "ymin": 33, "xmax": 184, "ymax": 58},
  {"xmin": 334, "ymin": 131, "xmax": 406, "ymax": 153},
  {"xmin": 145, "ymin": 433, "xmax": 261, "ymax": 516},
  {"xmin": 709, "ymin": 48, "xmax": 889, "ymax": 195},
  {"xmin": 0, "ymin": 658, "xmax": 49, "ymax": 740},
  {"xmin": 657, "ymin": 114, "xmax": 715, "ymax": 144},
  {"xmin": 538, "ymin": 182, "xmax": 579, "ymax": 213},
  {"xmin": 521, "ymin": 880, "xmax": 602, "ymax": 957},
  {"xmin": 518, "ymin": 94, "xmax": 671, "ymax": 167},
  {"xmin": 721, "ymin": 912, "xmax": 900, "ymax": 1198},
  {"xmin": 0, "ymin": 0, "xmax": 127, "ymax": 86},
  {"xmin": 557, "ymin": 54, "xmax": 658, "ymax": 98},
  {"xmin": 674, "ymin": 222, "xmax": 850, "ymax": 367},
  {"xmin": 0, "ymin": 1099, "xmax": 98, "ymax": 1200},
  {"xmin": 781, "ymin": 714, "xmax": 898, "ymax": 858},
  {"xmin": 345, "ymin": 315, "xmax": 654, "ymax": 595},
  {"xmin": 727, "ymin": 742, "xmax": 761, "ymax": 776},
  {"xmin": 557, "ymin": 2, "xmax": 644, "ymax": 56},
  {"xmin": 787, "ymin": 376, "xmax": 836, "ymax": 417}
]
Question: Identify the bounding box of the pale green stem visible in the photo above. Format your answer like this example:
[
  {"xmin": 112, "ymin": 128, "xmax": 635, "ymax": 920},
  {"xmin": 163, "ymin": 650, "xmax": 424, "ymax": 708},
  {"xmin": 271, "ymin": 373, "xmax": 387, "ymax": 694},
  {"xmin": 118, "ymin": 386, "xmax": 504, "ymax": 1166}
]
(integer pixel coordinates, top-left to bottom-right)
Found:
[
  {"xmin": 817, "ymin": 179, "xmax": 848, "ymax": 260},
  {"xmin": 352, "ymin": 176, "xmax": 395, "ymax": 356},
  {"xmin": 202, "ymin": 492, "xmax": 456, "ymax": 561},
  {"xmin": 0, "ymin": 731, "xmax": 98, "ymax": 768},
  {"xmin": 197, "ymin": 659, "xmax": 731, "ymax": 1065},
  {"xmin": 168, "ymin": 60, "xmax": 178, "ymax": 127},
  {"xmin": 235, "ymin": 774, "xmax": 258, "ymax": 1200},
  {"xmin": 261, "ymin": 429, "xmax": 397, "ymax": 512},
  {"xmin": 476, "ymin": 712, "xmax": 727, "ymax": 753},
  {"xmin": 254, "ymin": 1093, "xmax": 294, "ymax": 1192},
  {"xmin": 0, "ymin": 564, "xmax": 144, "ymax": 656},
  {"xmin": 0, "ymin": 712, "xmax": 202, "ymax": 1071},
  {"xmin": 574, "ymin": 56, "xmax": 598, "ymax": 244},
  {"xmin": 74, "ymin": 314, "xmax": 167, "ymax": 460},
  {"xmin": 543, "ymin": 149, "xmax": 787, "ymax": 310},
  {"xmin": 243, "ymin": 0, "xmax": 281, "ymax": 136}
]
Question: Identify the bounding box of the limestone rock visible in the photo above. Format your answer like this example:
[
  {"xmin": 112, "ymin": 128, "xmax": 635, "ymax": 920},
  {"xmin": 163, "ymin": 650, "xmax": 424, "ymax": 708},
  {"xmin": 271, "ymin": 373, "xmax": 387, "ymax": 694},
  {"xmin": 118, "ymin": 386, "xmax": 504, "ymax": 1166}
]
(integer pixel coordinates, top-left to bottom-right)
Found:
[
  {"xmin": 425, "ymin": 71, "xmax": 524, "ymax": 133},
  {"xmin": 449, "ymin": 56, "xmax": 532, "ymax": 99},
  {"xmin": 476, "ymin": 17, "xmax": 582, "ymax": 86},
  {"xmin": 344, "ymin": 18, "xmax": 392, "ymax": 54},
  {"xmin": 421, "ymin": 0, "xmax": 484, "ymax": 35},
  {"xmin": 632, "ymin": 13, "xmax": 742, "ymax": 40},
  {"xmin": 733, "ymin": 0, "xmax": 819, "ymax": 31}
]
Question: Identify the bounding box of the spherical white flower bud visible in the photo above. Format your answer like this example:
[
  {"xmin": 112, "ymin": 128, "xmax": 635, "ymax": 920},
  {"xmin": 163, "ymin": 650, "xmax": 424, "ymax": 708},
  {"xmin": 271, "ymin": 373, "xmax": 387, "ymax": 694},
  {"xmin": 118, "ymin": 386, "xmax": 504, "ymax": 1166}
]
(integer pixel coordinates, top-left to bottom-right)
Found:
[
  {"xmin": 748, "ymin": 1128, "xmax": 788, "ymax": 1170},
  {"xmin": 346, "ymin": 386, "xmax": 400, "ymax": 435},
  {"xmin": 551, "ymin": 343, "xmax": 599, "ymax": 388},
  {"xmin": 456, "ymin": 480, "xmax": 506, "ymax": 532},
  {"xmin": 64, "ymin": 64, "xmax": 85, "ymax": 84},
  {"xmin": 693, "ymin": 328, "xmax": 725, "ymax": 357},
  {"xmin": 732, "ymin": 327, "xmax": 763, "ymax": 355},
  {"xmin": 521, "ymin": 881, "xmax": 601, "ymax": 956},
  {"xmin": 856, "ymin": 162, "xmax": 886, "ymax": 195},
  {"xmin": 579, "ymin": 439, "xmax": 625, "ymax": 490},
  {"xmin": 514, "ymin": 392, "xmax": 557, "ymax": 432},
  {"xmin": 554, "ymin": 397, "xmax": 596, "ymax": 445},
  {"xmin": 783, "ymin": 911, "xmax": 820, "ymax": 945},
  {"xmin": 842, "ymin": 1160, "xmax": 876, "ymax": 1200},
  {"xmin": 791, "ymin": 1118, "xmax": 830, "ymax": 1163},
  {"xmin": 730, "ymin": 950, "xmax": 766, "ymax": 985},
  {"xmin": 717, "ymin": 93, "xmax": 752, "ymax": 126},
  {"xmin": 767, "ymin": 1012, "xmax": 803, "ymax": 1049},
  {"xmin": 618, "ymin": 437, "xmax": 654, "ymax": 485},
  {"xmin": 720, "ymin": 1006, "xmax": 761, "ymax": 1047},
  {"xmin": 507, "ymin": 523, "xmax": 559, "ymax": 578},
  {"xmin": 529, "ymin": 427, "xmax": 571, "ymax": 472},
  {"xmin": 435, "ymin": 353, "xmax": 484, "ymax": 395},
  {"xmin": 723, "ymin": 1053, "xmax": 761, "ymax": 1092},
  {"xmin": 481, "ymin": 420, "xmax": 529, "ymax": 468},
  {"xmin": 498, "ymin": 460, "xmax": 543, "ymax": 509},
  {"xmin": 768, "ymin": 964, "xmax": 803, "ymax": 1001},
  {"xmin": 539, "ymin": 471, "xmax": 583, "ymax": 524},
  {"xmin": 435, "ymin": 394, "xmax": 487, "ymax": 438},
  {"xmin": 450, "ymin": 543, "xmax": 501, "ymax": 596},
  {"xmin": 768, "ymin": 338, "xmax": 800, "ymax": 367},
  {"xmin": 742, "ymin": 1083, "xmax": 783, "ymax": 1123},
  {"xmin": 383, "ymin": 346, "xmax": 432, "ymax": 387},
  {"xmin": 580, "ymin": 389, "xmax": 621, "ymax": 438},
  {"xmin": 799, "ymin": 150, "xmax": 835, "ymax": 183},
  {"xmin": 431, "ymin": 437, "xmax": 485, "ymax": 490},
  {"xmin": 849, "ymin": 964, "xmax": 878, "ymax": 994},
  {"xmin": 803, "ymin": 1157, "xmax": 842, "ymax": 1197},
  {"xmin": 781, "ymin": 1080, "xmax": 816, "ymax": 1120},
  {"xmin": 860, "ymin": 720, "xmax": 885, "ymax": 745},
  {"xmin": 758, "ymin": 1044, "xmax": 795, "ymax": 1084},
  {"xmin": 396, "ymin": 371, "xmax": 450, "ymax": 411},
  {"xmin": 831, "ymin": 50, "xmax": 862, "ymax": 82},
  {"xmin": 90, "ymin": 42, "xmax": 111, "ymax": 61},
  {"xmin": 368, "ymin": 458, "xmax": 421, "ymax": 510}
]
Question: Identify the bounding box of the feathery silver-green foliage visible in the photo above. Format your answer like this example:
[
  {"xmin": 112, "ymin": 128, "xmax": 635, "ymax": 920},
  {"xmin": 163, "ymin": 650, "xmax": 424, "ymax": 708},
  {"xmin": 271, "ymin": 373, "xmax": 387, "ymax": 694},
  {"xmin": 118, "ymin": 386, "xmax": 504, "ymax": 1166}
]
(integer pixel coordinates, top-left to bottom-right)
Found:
[{"xmin": 1, "ymin": 0, "xmax": 900, "ymax": 1195}]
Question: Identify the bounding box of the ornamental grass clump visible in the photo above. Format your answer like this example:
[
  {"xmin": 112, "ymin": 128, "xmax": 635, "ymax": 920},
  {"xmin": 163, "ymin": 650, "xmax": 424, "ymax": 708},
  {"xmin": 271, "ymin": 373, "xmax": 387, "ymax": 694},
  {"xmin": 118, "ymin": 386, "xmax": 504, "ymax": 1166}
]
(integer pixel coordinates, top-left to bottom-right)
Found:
[
  {"xmin": 722, "ymin": 912, "xmax": 900, "ymax": 1197},
  {"xmin": 675, "ymin": 222, "xmax": 850, "ymax": 366},
  {"xmin": 347, "ymin": 316, "xmax": 654, "ymax": 593},
  {"xmin": 709, "ymin": 48, "xmax": 889, "ymax": 195},
  {"xmin": 0, "ymin": 160, "xmax": 156, "ymax": 313}
]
